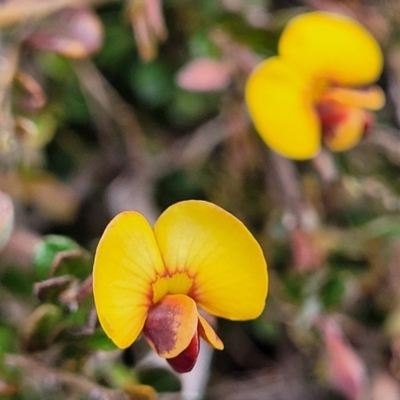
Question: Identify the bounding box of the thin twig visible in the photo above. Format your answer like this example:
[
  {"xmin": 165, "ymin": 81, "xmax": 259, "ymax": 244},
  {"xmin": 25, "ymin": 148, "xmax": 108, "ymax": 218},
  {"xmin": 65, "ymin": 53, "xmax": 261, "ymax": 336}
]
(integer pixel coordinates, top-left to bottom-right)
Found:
[
  {"xmin": 267, "ymin": 150, "xmax": 305, "ymax": 229},
  {"xmin": 72, "ymin": 59, "xmax": 148, "ymax": 164},
  {"xmin": 160, "ymin": 116, "xmax": 228, "ymax": 170},
  {"xmin": 312, "ymin": 148, "xmax": 339, "ymax": 185}
]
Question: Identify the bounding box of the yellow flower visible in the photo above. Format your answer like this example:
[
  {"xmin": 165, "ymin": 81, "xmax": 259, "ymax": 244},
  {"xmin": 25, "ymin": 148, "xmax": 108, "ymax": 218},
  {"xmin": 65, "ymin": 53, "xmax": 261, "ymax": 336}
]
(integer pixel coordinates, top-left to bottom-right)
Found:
[
  {"xmin": 246, "ymin": 11, "xmax": 385, "ymax": 160},
  {"xmin": 93, "ymin": 200, "xmax": 268, "ymax": 373}
]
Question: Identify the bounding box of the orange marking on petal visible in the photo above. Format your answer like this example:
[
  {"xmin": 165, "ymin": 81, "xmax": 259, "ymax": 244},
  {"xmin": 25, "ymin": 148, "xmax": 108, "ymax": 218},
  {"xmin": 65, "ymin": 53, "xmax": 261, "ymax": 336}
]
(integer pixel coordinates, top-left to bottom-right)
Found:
[
  {"xmin": 143, "ymin": 294, "xmax": 198, "ymax": 358},
  {"xmin": 198, "ymin": 313, "xmax": 224, "ymax": 350},
  {"xmin": 151, "ymin": 272, "xmax": 193, "ymax": 304}
]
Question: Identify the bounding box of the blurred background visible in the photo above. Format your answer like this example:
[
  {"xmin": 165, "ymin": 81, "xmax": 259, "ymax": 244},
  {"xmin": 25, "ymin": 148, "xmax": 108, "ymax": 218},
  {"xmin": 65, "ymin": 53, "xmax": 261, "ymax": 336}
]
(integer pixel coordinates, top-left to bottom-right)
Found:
[{"xmin": 1, "ymin": 0, "xmax": 400, "ymax": 399}]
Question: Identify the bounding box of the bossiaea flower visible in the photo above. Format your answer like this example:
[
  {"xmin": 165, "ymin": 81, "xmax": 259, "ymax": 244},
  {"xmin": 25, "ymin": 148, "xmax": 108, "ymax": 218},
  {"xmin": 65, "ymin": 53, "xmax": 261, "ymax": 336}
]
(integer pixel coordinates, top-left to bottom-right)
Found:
[
  {"xmin": 246, "ymin": 11, "xmax": 385, "ymax": 160},
  {"xmin": 93, "ymin": 200, "xmax": 268, "ymax": 372}
]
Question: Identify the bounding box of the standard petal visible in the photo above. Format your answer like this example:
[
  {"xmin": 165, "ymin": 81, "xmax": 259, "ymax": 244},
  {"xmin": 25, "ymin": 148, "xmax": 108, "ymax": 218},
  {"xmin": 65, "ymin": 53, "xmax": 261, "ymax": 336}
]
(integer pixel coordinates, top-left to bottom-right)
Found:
[
  {"xmin": 246, "ymin": 57, "xmax": 320, "ymax": 160},
  {"xmin": 93, "ymin": 211, "xmax": 165, "ymax": 349},
  {"xmin": 154, "ymin": 200, "xmax": 268, "ymax": 320},
  {"xmin": 279, "ymin": 12, "xmax": 383, "ymax": 86},
  {"xmin": 143, "ymin": 294, "xmax": 198, "ymax": 358}
]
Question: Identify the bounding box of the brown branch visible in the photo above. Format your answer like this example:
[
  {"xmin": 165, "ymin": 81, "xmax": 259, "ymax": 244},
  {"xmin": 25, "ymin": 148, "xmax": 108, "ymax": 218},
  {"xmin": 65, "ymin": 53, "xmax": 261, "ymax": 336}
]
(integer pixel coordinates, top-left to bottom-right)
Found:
[
  {"xmin": 267, "ymin": 151, "xmax": 306, "ymax": 229},
  {"xmin": 161, "ymin": 116, "xmax": 227, "ymax": 170},
  {"xmin": 72, "ymin": 59, "xmax": 148, "ymax": 164},
  {"xmin": 311, "ymin": 148, "xmax": 339, "ymax": 185}
]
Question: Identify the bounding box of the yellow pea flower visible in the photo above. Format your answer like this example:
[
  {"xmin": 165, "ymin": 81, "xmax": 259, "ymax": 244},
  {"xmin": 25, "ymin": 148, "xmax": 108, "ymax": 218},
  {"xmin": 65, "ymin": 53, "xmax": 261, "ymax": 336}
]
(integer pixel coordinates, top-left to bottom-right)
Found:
[
  {"xmin": 246, "ymin": 11, "xmax": 385, "ymax": 160},
  {"xmin": 93, "ymin": 200, "xmax": 268, "ymax": 373}
]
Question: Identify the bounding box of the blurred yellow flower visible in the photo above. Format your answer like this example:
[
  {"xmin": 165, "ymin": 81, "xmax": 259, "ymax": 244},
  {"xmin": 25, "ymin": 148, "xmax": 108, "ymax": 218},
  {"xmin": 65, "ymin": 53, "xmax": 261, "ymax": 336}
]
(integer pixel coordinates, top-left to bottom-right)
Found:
[
  {"xmin": 93, "ymin": 200, "xmax": 268, "ymax": 373},
  {"xmin": 246, "ymin": 11, "xmax": 385, "ymax": 160}
]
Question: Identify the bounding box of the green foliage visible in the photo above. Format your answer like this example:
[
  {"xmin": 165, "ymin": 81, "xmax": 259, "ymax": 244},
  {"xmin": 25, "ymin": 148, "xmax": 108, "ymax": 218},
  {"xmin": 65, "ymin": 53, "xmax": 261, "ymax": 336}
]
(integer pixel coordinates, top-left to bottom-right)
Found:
[
  {"xmin": 1, "ymin": 267, "xmax": 33, "ymax": 296},
  {"xmin": 320, "ymin": 273, "xmax": 346, "ymax": 310},
  {"xmin": 33, "ymin": 235, "xmax": 89, "ymax": 280},
  {"xmin": 0, "ymin": 325, "xmax": 18, "ymax": 353},
  {"xmin": 130, "ymin": 61, "xmax": 175, "ymax": 108},
  {"xmin": 138, "ymin": 368, "xmax": 181, "ymax": 393}
]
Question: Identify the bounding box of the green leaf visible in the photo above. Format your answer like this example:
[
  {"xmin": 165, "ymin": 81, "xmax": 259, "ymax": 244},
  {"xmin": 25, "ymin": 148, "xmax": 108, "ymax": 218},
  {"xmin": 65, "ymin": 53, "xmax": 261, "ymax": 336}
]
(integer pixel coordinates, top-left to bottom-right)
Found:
[
  {"xmin": 33, "ymin": 235, "xmax": 81, "ymax": 280},
  {"xmin": 167, "ymin": 89, "xmax": 219, "ymax": 127},
  {"xmin": 0, "ymin": 325, "xmax": 18, "ymax": 353},
  {"xmin": 321, "ymin": 273, "xmax": 345, "ymax": 310},
  {"xmin": 83, "ymin": 328, "xmax": 117, "ymax": 351},
  {"xmin": 130, "ymin": 61, "xmax": 174, "ymax": 108}
]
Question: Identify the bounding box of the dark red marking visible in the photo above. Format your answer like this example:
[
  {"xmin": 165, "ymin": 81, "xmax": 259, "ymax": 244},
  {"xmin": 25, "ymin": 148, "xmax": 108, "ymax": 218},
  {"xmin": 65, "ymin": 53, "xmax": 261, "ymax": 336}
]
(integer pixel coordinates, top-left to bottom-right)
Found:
[{"xmin": 167, "ymin": 332, "xmax": 200, "ymax": 373}]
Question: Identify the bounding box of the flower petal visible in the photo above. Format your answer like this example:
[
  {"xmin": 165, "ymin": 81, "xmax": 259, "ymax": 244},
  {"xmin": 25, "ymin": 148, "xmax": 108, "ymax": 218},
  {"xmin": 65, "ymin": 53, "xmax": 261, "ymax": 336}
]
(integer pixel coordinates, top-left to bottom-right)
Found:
[
  {"xmin": 93, "ymin": 211, "xmax": 165, "ymax": 349},
  {"xmin": 154, "ymin": 200, "xmax": 268, "ymax": 320},
  {"xmin": 143, "ymin": 294, "xmax": 198, "ymax": 358},
  {"xmin": 152, "ymin": 272, "xmax": 193, "ymax": 304},
  {"xmin": 246, "ymin": 57, "xmax": 320, "ymax": 159},
  {"xmin": 279, "ymin": 12, "xmax": 383, "ymax": 86},
  {"xmin": 198, "ymin": 313, "xmax": 224, "ymax": 350},
  {"xmin": 324, "ymin": 106, "xmax": 368, "ymax": 152},
  {"xmin": 167, "ymin": 332, "xmax": 200, "ymax": 373},
  {"xmin": 320, "ymin": 86, "xmax": 385, "ymax": 111}
]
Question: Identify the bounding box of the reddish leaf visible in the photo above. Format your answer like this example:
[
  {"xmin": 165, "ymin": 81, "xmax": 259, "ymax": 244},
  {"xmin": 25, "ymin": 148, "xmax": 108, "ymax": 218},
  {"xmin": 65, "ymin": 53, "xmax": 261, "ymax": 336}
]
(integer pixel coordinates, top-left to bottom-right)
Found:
[
  {"xmin": 289, "ymin": 228, "xmax": 324, "ymax": 272},
  {"xmin": 176, "ymin": 58, "xmax": 232, "ymax": 92},
  {"xmin": 321, "ymin": 319, "xmax": 367, "ymax": 400}
]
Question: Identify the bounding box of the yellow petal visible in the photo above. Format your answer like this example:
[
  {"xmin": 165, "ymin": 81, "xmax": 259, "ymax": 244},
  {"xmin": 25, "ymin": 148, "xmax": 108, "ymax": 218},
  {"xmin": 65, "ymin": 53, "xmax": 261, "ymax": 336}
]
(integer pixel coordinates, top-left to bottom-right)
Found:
[
  {"xmin": 143, "ymin": 294, "xmax": 198, "ymax": 358},
  {"xmin": 320, "ymin": 86, "xmax": 385, "ymax": 111},
  {"xmin": 154, "ymin": 200, "xmax": 268, "ymax": 320},
  {"xmin": 246, "ymin": 57, "xmax": 320, "ymax": 159},
  {"xmin": 279, "ymin": 12, "xmax": 383, "ymax": 86},
  {"xmin": 324, "ymin": 106, "xmax": 367, "ymax": 152},
  {"xmin": 152, "ymin": 272, "xmax": 193, "ymax": 304},
  {"xmin": 198, "ymin": 313, "xmax": 224, "ymax": 350},
  {"xmin": 93, "ymin": 211, "xmax": 165, "ymax": 349}
]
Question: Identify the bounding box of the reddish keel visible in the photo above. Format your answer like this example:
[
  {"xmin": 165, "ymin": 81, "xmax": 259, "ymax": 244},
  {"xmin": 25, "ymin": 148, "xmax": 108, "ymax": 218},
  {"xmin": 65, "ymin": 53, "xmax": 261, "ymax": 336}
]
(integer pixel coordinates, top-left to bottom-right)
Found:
[
  {"xmin": 317, "ymin": 100, "xmax": 373, "ymax": 143},
  {"xmin": 318, "ymin": 101, "xmax": 349, "ymax": 138},
  {"xmin": 167, "ymin": 332, "xmax": 200, "ymax": 373},
  {"xmin": 317, "ymin": 101, "xmax": 371, "ymax": 146}
]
